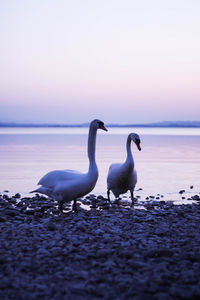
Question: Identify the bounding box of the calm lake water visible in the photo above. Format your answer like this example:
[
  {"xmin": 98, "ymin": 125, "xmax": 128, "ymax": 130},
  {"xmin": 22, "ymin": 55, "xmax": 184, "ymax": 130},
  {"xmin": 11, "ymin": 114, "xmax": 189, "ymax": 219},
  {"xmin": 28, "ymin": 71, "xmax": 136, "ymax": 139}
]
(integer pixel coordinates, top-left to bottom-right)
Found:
[{"xmin": 0, "ymin": 127, "xmax": 200, "ymax": 203}]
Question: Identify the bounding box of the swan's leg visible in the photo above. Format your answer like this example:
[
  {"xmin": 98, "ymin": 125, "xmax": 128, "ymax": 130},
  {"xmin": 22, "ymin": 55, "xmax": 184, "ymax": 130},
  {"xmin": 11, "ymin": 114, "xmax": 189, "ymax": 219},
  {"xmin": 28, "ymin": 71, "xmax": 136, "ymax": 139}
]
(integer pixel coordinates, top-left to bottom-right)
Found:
[
  {"xmin": 130, "ymin": 191, "xmax": 134, "ymax": 203},
  {"xmin": 59, "ymin": 200, "xmax": 64, "ymax": 213},
  {"xmin": 107, "ymin": 190, "xmax": 111, "ymax": 202},
  {"xmin": 116, "ymin": 197, "xmax": 120, "ymax": 204},
  {"xmin": 72, "ymin": 199, "xmax": 78, "ymax": 213}
]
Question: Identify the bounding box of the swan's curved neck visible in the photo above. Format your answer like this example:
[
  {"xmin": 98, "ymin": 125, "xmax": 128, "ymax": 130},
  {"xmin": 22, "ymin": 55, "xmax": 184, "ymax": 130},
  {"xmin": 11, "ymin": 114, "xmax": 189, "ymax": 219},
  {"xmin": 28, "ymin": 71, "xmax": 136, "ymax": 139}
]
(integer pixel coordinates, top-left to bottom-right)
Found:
[
  {"xmin": 125, "ymin": 134, "xmax": 134, "ymax": 166},
  {"xmin": 87, "ymin": 125, "xmax": 98, "ymax": 171}
]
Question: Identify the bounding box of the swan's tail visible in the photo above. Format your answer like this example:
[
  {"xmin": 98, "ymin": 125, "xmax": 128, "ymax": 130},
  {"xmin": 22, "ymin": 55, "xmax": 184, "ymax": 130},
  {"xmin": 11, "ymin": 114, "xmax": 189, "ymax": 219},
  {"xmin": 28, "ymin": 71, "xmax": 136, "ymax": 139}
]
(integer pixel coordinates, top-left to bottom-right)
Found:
[
  {"xmin": 30, "ymin": 188, "xmax": 40, "ymax": 194},
  {"xmin": 30, "ymin": 186, "xmax": 52, "ymax": 197},
  {"xmin": 30, "ymin": 186, "xmax": 46, "ymax": 194}
]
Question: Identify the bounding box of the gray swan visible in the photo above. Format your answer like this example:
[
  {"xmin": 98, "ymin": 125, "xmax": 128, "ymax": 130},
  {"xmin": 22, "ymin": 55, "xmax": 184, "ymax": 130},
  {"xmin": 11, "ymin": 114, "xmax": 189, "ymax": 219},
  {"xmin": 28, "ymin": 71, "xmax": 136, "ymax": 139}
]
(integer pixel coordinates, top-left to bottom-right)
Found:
[{"xmin": 107, "ymin": 133, "xmax": 141, "ymax": 203}]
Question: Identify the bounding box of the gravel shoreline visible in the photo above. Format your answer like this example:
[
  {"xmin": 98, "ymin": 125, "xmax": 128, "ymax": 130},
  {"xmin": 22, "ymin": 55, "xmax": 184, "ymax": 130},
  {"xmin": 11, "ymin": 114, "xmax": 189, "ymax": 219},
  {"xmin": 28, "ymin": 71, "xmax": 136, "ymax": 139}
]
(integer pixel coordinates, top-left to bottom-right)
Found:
[{"xmin": 1, "ymin": 193, "xmax": 200, "ymax": 299}]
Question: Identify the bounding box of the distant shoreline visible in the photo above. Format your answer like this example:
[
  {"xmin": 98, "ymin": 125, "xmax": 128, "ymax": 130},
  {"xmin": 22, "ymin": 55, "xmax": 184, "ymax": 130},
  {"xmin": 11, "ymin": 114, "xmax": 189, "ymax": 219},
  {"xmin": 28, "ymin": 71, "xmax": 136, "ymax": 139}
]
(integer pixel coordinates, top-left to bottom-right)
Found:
[{"xmin": 0, "ymin": 121, "xmax": 200, "ymax": 128}]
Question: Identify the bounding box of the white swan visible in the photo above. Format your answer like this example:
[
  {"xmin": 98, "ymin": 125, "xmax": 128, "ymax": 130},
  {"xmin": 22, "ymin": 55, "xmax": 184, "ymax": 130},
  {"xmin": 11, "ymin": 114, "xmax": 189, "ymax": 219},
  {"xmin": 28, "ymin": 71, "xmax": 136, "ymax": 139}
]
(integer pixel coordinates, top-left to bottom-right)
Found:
[
  {"xmin": 32, "ymin": 119, "xmax": 108, "ymax": 212},
  {"xmin": 107, "ymin": 133, "xmax": 141, "ymax": 203}
]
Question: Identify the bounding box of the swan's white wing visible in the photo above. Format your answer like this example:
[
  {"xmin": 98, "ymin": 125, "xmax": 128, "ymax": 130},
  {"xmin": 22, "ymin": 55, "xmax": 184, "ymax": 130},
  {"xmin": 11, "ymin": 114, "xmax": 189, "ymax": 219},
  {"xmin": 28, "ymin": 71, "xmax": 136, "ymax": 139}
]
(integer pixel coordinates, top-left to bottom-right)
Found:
[{"xmin": 38, "ymin": 169, "xmax": 83, "ymax": 188}]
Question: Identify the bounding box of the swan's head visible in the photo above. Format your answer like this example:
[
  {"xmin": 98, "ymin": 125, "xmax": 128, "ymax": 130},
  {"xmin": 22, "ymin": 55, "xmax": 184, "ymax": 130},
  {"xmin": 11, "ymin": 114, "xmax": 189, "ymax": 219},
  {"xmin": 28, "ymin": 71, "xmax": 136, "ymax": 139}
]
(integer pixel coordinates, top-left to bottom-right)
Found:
[
  {"xmin": 91, "ymin": 119, "xmax": 108, "ymax": 132},
  {"xmin": 130, "ymin": 133, "xmax": 141, "ymax": 151}
]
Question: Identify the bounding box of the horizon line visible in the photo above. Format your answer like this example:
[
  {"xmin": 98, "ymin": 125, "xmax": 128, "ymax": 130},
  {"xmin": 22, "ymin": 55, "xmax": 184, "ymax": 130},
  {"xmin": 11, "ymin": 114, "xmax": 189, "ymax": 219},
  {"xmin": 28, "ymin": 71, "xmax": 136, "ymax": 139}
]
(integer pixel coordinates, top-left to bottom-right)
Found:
[{"xmin": 0, "ymin": 120, "xmax": 200, "ymax": 128}]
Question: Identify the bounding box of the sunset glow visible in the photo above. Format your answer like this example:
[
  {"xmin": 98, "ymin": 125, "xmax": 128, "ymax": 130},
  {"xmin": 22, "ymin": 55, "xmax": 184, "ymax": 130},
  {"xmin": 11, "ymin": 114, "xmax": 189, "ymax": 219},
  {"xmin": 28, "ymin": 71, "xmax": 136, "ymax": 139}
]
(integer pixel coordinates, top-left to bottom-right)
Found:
[{"xmin": 1, "ymin": 0, "xmax": 200, "ymax": 123}]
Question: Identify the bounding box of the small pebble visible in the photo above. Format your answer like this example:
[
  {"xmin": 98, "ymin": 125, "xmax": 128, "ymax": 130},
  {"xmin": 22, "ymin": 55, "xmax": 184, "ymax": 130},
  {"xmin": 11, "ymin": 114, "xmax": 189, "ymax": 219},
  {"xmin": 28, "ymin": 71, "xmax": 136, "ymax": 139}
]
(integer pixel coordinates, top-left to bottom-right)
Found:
[
  {"xmin": 192, "ymin": 195, "xmax": 200, "ymax": 201},
  {"xmin": 14, "ymin": 193, "xmax": 21, "ymax": 199},
  {"xmin": 3, "ymin": 194, "xmax": 9, "ymax": 200},
  {"xmin": 179, "ymin": 190, "xmax": 185, "ymax": 194}
]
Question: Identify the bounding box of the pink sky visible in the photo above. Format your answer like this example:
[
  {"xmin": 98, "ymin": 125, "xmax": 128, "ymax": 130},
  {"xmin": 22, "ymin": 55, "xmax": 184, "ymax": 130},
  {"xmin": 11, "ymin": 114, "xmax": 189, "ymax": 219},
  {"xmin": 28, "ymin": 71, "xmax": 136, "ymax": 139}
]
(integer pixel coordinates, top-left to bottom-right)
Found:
[{"xmin": 0, "ymin": 0, "xmax": 200, "ymax": 124}]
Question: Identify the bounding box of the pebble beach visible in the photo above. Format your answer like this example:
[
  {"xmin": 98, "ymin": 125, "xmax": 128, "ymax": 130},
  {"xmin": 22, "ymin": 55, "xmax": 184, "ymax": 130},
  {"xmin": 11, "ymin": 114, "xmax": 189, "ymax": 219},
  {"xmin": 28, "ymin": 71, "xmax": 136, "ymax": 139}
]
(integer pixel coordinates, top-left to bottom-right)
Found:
[{"xmin": 1, "ymin": 192, "xmax": 200, "ymax": 299}]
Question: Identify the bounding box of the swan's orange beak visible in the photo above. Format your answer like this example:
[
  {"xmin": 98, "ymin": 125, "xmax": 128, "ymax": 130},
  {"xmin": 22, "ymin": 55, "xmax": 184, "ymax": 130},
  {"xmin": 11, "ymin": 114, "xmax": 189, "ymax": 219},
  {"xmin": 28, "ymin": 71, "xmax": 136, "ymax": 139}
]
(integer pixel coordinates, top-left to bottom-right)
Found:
[
  {"xmin": 136, "ymin": 140, "xmax": 141, "ymax": 151},
  {"xmin": 100, "ymin": 124, "xmax": 108, "ymax": 131}
]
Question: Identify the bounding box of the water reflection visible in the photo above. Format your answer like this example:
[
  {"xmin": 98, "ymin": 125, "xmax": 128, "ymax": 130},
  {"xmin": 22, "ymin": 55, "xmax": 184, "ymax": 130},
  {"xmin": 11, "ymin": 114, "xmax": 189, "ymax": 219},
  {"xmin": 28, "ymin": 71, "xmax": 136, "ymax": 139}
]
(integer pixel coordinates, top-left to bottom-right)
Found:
[{"xmin": 0, "ymin": 127, "xmax": 200, "ymax": 204}]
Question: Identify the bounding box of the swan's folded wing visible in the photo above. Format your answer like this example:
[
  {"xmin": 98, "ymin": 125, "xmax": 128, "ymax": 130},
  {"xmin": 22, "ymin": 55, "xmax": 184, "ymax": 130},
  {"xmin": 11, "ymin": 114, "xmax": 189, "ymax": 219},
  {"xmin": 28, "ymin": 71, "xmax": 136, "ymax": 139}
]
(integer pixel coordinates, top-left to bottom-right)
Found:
[
  {"xmin": 107, "ymin": 163, "xmax": 123, "ymax": 186},
  {"xmin": 108, "ymin": 163, "xmax": 122, "ymax": 173},
  {"xmin": 107, "ymin": 163, "xmax": 122, "ymax": 179},
  {"xmin": 38, "ymin": 169, "xmax": 83, "ymax": 187}
]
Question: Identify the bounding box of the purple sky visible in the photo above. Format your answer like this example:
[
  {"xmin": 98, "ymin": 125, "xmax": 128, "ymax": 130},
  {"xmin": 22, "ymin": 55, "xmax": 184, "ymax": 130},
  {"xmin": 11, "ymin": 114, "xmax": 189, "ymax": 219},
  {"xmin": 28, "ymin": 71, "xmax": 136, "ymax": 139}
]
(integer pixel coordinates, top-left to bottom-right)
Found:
[{"xmin": 0, "ymin": 0, "xmax": 200, "ymax": 124}]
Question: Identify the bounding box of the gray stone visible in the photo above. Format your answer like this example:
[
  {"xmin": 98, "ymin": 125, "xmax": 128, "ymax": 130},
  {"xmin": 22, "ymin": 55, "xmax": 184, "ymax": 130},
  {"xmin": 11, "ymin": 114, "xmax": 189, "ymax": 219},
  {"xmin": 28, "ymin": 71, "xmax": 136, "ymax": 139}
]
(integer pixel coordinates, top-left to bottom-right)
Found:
[{"xmin": 179, "ymin": 190, "xmax": 186, "ymax": 194}]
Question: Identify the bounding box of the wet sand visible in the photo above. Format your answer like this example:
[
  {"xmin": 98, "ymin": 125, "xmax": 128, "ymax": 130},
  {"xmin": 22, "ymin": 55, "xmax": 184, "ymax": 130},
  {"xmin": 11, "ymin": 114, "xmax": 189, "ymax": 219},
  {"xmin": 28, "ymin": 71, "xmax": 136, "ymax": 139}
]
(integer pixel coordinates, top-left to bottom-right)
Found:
[{"xmin": 1, "ymin": 193, "xmax": 200, "ymax": 299}]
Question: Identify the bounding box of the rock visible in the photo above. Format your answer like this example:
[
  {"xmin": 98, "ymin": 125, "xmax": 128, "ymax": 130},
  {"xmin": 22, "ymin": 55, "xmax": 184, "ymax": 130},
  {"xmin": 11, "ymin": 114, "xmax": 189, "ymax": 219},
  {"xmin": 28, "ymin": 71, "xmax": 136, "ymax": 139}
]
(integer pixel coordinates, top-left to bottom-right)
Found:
[
  {"xmin": 90, "ymin": 204, "xmax": 97, "ymax": 208},
  {"xmin": 192, "ymin": 195, "xmax": 200, "ymax": 201},
  {"xmin": 169, "ymin": 285, "xmax": 193, "ymax": 299},
  {"xmin": 0, "ymin": 278, "xmax": 11, "ymax": 288},
  {"xmin": 46, "ymin": 222, "xmax": 57, "ymax": 231},
  {"xmin": 129, "ymin": 260, "xmax": 147, "ymax": 269},
  {"xmin": 0, "ymin": 216, "xmax": 6, "ymax": 222},
  {"xmin": 10, "ymin": 197, "xmax": 17, "ymax": 204},
  {"xmin": 155, "ymin": 293, "xmax": 170, "ymax": 300},
  {"xmin": 152, "ymin": 201, "xmax": 160, "ymax": 206},
  {"xmin": 155, "ymin": 228, "xmax": 169, "ymax": 236},
  {"xmin": 16, "ymin": 201, "xmax": 25, "ymax": 207},
  {"xmin": 81, "ymin": 199, "xmax": 91, "ymax": 205},
  {"xmin": 190, "ymin": 185, "xmax": 194, "ymax": 189},
  {"xmin": 160, "ymin": 200, "xmax": 166, "ymax": 205},
  {"xmin": 4, "ymin": 208, "xmax": 20, "ymax": 217},
  {"xmin": 3, "ymin": 194, "xmax": 9, "ymax": 200},
  {"xmin": 14, "ymin": 193, "xmax": 21, "ymax": 199},
  {"xmin": 179, "ymin": 190, "xmax": 185, "ymax": 194},
  {"xmin": 144, "ymin": 281, "xmax": 159, "ymax": 293},
  {"xmin": 189, "ymin": 253, "xmax": 200, "ymax": 262},
  {"xmin": 24, "ymin": 209, "xmax": 35, "ymax": 215}
]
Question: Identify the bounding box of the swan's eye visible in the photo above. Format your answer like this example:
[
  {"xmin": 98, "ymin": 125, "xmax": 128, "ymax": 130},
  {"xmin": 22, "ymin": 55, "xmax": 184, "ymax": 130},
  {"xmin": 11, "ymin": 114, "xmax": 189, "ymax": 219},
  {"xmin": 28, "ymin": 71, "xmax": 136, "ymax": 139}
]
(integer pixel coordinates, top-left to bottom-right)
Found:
[{"xmin": 97, "ymin": 121, "xmax": 104, "ymax": 128}]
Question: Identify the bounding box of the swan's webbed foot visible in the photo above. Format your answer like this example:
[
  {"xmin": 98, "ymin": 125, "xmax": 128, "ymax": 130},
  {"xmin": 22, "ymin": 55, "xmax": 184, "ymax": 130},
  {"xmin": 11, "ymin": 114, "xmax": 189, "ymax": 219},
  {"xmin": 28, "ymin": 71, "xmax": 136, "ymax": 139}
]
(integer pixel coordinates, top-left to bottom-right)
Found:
[
  {"xmin": 107, "ymin": 190, "xmax": 111, "ymax": 203},
  {"xmin": 130, "ymin": 191, "xmax": 136, "ymax": 206},
  {"xmin": 72, "ymin": 199, "xmax": 78, "ymax": 213}
]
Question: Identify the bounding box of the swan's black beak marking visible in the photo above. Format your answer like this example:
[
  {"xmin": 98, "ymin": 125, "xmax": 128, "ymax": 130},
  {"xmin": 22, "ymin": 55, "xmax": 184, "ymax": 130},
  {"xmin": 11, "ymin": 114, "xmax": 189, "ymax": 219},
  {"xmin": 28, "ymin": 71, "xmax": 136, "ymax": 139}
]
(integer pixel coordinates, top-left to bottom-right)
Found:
[
  {"xmin": 136, "ymin": 140, "xmax": 141, "ymax": 151},
  {"xmin": 99, "ymin": 122, "xmax": 108, "ymax": 131},
  {"xmin": 101, "ymin": 125, "xmax": 108, "ymax": 132}
]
